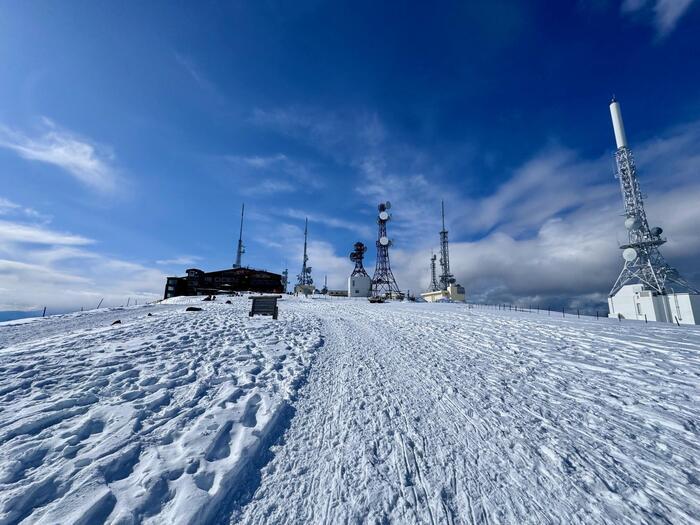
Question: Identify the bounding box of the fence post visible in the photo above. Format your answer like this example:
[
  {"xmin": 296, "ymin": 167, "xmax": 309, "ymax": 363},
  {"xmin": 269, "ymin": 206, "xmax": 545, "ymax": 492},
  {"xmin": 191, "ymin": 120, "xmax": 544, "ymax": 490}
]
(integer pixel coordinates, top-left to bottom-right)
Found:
[
  {"xmin": 577, "ymin": 309, "xmax": 580, "ymax": 318},
  {"xmin": 42, "ymin": 306, "xmax": 46, "ymax": 317},
  {"xmin": 562, "ymin": 307, "xmax": 565, "ymax": 317},
  {"xmin": 644, "ymin": 314, "xmax": 648, "ymax": 323}
]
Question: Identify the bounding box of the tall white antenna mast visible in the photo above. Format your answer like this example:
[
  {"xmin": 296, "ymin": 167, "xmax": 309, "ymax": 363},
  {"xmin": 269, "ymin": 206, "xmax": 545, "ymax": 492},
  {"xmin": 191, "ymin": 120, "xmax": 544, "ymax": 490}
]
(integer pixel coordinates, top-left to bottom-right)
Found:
[{"xmin": 608, "ymin": 98, "xmax": 698, "ymax": 296}]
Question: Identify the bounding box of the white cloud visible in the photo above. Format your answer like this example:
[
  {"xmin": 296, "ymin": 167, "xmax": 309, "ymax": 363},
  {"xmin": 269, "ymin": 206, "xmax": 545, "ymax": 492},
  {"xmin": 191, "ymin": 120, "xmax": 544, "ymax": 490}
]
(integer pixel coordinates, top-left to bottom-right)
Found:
[
  {"xmin": 0, "ymin": 119, "xmax": 119, "ymax": 192},
  {"xmin": 155, "ymin": 255, "xmax": 203, "ymax": 266},
  {"xmin": 251, "ymin": 104, "xmax": 700, "ymax": 309},
  {"xmin": 0, "ymin": 200, "xmax": 164, "ymax": 312},
  {"xmin": 621, "ymin": 0, "xmax": 696, "ymax": 37},
  {"xmin": 0, "ymin": 220, "xmax": 93, "ymax": 246},
  {"xmin": 282, "ymin": 208, "xmax": 372, "ymax": 237},
  {"xmin": 0, "ymin": 197, "xmax": 50, "ymax": 221},
  {"xmin": 226, "ymin": 152, "xmax": 324, "ymax": 195},
  {"xmin": 388, "ymin": 123, "xmax": 700, "ymax": 308}
]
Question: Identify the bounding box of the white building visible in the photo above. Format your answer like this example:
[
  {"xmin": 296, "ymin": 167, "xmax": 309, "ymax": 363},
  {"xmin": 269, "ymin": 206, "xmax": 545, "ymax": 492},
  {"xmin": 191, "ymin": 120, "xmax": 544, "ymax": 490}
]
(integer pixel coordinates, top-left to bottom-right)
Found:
[
  {"xmin": 421, "ymin": 283, "xmax": 466, "ymax": 303},
  {"xmin": 608, "ymin": 284, "xmax": 700, "ymax": 325},
  {"xmin": 348, "ymin": 274, "xmax": 371, "ymax": 297}
]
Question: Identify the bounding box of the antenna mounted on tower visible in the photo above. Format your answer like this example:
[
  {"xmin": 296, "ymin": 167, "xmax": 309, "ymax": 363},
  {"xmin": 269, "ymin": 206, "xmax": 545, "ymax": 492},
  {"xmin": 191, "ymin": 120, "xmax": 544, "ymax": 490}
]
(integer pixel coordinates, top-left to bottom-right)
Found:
[
  {"xmin": 371, "ymin": 201, "xmax": 402, "ymax": 299},
  {"xmin": 350, "ymin": 242, "xmax": 369, "ymax": 277}
]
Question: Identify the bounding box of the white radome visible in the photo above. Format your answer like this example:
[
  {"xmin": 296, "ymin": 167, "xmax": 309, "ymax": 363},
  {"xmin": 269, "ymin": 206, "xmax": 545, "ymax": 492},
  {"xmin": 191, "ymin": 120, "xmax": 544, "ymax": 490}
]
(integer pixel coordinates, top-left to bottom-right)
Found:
[
  {"xmin": 379, "ymin": 211, "xmax": 389, "ymax": 221},
  {"xmin": 623, "ymin": 247, "xmax": 638, "ymax": 262},
  {"xmin": 379, "ymin": 236, "xmax": 390, "ymax": 246}
]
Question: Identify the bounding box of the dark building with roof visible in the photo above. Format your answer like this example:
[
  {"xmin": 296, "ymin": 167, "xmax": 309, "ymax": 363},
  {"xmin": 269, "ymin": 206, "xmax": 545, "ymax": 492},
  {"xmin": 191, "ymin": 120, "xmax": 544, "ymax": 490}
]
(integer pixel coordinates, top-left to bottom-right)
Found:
[{"xmin": 163, "ymin": 267, "xmax": 283, "ymax": 299}]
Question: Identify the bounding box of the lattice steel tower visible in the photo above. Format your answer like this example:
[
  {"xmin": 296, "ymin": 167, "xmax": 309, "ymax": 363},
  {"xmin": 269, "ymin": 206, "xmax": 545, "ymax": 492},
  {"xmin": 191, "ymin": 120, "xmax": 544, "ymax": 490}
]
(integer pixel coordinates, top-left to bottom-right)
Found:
[
  {"xmin": 439, "ymin": 201, "xmax": 455, "ymax": 290},
  {"xmin": 429, "ymin": 252, "xmax": 439, "ymax": 291},
  {"xmin": 233, "ymin": 203, "xmax": 245, "ymax": 268},
  {"xmin": 296, "ymin": 218, "xmax": 313, "ymax": 287},
  {"xmin": 608, "ymin": 98, "xmax": 698, "ymax": 297},
  {"xmin": 371, "ymin": 202, "xmax": 401, "ymax": 298},
  {"xmin": 350, "ymin": 242, "xmax": 369, "ymax": 277}
]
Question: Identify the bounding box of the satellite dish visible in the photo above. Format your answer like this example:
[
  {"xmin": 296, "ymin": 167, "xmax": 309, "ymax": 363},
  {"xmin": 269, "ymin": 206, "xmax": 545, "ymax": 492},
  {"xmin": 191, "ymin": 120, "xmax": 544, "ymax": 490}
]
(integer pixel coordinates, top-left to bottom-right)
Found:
[
  {"xmin": 622, "ymin": 247, "xmax": 638, "ymax": 262},
  {"xmin": 650, "ymin": 226, "xmax": 663, "ymax": 236},
  {"xmin": 379, "ymin": 236, "xmax": 390, "ymax": 246},
  {"xmin": 385, "ymin": 201, "xmax": 392, "ymax": 209},
  {"xmin": 624, "ymin": 217, "xmax": 641, "ymax": 230},
  {"xmin": 379, "ymin": 211, "xmax": 389, "ymax": 221}
]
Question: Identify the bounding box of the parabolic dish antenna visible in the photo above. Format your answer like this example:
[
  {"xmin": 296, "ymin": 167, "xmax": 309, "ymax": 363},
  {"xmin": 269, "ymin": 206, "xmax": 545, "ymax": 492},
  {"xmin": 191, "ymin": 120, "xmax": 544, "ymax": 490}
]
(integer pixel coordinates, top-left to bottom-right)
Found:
[
  {"xmin": 622, "ymin": 247, "xmax": 638, "ymax": 262},
  {"xmin": 379, "ymin": 236, "xmax": 390, "ymax": 246},
  {"xmin": 379, "ymin": 211, "xmax": 389, "ymax": 221},
  {"xmin": 650, "ymin": 226, "xmax": 663, "ymax": 236},
  {"xmin": 385, "ymin": 201, "xmax": 391, "ymax": 209},
  {"xmin": 624, "ymin": 217, "xmax": 641, "ymax": 230}
]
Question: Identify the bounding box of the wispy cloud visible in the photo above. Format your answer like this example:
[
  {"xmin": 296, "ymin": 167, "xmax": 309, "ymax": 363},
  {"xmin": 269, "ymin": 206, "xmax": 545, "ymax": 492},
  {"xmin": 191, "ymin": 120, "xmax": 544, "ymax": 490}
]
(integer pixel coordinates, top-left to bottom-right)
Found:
[
  {"xmin": 0, "ymin": 118, "xmax": 119, "ymax": 192},
  {"xmin": 282, "ymin": 208, "xmax": 373, "ymax": 237},
  {"xmin": 174, "ymin": 52, "xmax": 226, "ymax": 103},
  {"xmin": 0, "ymin": 197, "xmax": 52, "ymax": 222},
  {"xmin": 0, "ymin": 220, "xmax": 93, "ymax": 246},
  {"xmin": 621, "ymin": 0, "xmax": 696, "ymax": 38},
  {"xmin": 0, "ymin": 199, "xmax": 163, "ymax": 312},
  {"xmin": 155, "ymin": 255, "xmax": 203, "ymax": 266},
  {"xmin": 226, "ymin": 152, "xmax": 324, "ymax": 195},
  {"xmin": 250, "ymin": 107, "xmax": 386, "ymax": 162}
]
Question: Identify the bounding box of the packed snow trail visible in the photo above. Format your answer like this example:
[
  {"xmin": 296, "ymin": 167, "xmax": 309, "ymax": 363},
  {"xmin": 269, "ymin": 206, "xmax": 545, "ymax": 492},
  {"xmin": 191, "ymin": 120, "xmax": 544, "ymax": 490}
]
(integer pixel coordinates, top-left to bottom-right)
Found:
[
  {"xmin": 1, "ymin": 298, "xmax": 699, "ymax": 524},
  {"xmin": 0, "ymin": 297, "xmax": 322, "ymax": 524},
  {"xmin": 237, "ymin": 300, "xmax": 700, "ymax": 524}
]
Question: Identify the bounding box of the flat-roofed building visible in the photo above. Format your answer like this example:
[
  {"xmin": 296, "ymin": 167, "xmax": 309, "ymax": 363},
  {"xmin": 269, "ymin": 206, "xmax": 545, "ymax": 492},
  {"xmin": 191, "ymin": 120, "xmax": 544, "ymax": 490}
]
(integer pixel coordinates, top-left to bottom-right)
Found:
[{"xmin": 164, "ymin": 267, "xmax": 283, "ymax": 299}]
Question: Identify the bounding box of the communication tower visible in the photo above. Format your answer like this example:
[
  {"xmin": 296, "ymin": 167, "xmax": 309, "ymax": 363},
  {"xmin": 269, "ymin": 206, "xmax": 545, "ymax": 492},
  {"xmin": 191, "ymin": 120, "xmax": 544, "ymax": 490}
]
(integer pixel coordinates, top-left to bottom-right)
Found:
[
  {"xmin": 348, "ymin": 242, "xmax": 371, "ymax": 297},
  {"xmin": 350, "ymin": 242, "xmax": 369, "ymax": 277},
  {"xmin": 294, "ymin": 218, "xmax": 314, "ymax": 294},
  {"xmin": 439, "ymin": 200, "xmax": 455, "ymax": 290},
  {"xmin": 607, "ymin": 98, "xmax": 699, "ymax": 324},
  {"xmin": 429, "ymin": 252, "xmax": 439, "ymax": 291},
  {"xmin": 233, "ymin": 203, "xmax": 245, "ymax": 268},
  {"xmin": 420, "ymin": 201, "xmax": 466, "ymax": 303},
  {"xmin": 371, "ymin": 202, "xmax": 402, "ymax": 299}
]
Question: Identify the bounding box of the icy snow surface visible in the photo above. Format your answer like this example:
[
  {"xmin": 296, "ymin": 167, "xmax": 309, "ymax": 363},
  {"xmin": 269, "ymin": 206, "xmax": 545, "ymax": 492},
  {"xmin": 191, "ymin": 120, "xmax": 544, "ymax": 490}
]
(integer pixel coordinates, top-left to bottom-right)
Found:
[{"xmin": 1, "ymin": 296, "xmax": 699, "ymax": 524}]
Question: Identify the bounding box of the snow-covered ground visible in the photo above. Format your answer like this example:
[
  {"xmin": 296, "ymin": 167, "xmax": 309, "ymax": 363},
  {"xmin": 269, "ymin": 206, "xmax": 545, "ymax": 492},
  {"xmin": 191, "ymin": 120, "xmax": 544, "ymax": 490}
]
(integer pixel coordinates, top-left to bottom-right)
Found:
[{"xmin": 1, "ymin": 296, "xmax": 699, "ymax": 524}]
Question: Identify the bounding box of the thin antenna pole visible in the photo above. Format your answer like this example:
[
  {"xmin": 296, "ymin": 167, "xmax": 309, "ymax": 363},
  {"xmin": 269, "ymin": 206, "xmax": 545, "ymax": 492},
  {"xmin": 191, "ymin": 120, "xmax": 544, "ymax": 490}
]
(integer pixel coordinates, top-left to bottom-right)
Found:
[
  {"xmin": 297, "ymin": 218, "xmax": 313, "ymax": 287},
  {"xmin": 234, "ymin": 203, "xmax": 245, "ymax": 268}
]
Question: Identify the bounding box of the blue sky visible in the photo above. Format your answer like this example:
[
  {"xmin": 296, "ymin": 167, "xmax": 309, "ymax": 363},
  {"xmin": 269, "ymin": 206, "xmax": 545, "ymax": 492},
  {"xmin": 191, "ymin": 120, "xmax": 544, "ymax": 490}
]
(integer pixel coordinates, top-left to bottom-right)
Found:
[{"xmin": 1, "ymin": 0, "xmax": 699, "ymax": 313}]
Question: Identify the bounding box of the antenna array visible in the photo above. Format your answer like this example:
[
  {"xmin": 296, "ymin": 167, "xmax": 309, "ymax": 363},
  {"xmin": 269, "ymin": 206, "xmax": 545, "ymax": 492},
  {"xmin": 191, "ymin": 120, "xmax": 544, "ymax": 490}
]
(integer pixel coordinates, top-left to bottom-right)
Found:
[
  {"xmin": 371, "ymin": 202, "xmax": 401, "ymax": 298},
  {"xmin": 608, "ymin": 100, "xmax": 698, "ymax": 296},
  {"xmin": 350, "ymin": 242, "xmax": 369, "ymax": 277}
]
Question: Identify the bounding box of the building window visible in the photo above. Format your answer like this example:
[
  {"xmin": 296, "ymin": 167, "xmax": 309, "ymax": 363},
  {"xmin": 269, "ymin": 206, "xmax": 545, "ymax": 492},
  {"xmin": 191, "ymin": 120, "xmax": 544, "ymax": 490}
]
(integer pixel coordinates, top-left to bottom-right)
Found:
[{"xmin": 636, "ymin": 302, "xmax": 643, "ymax": 315}]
